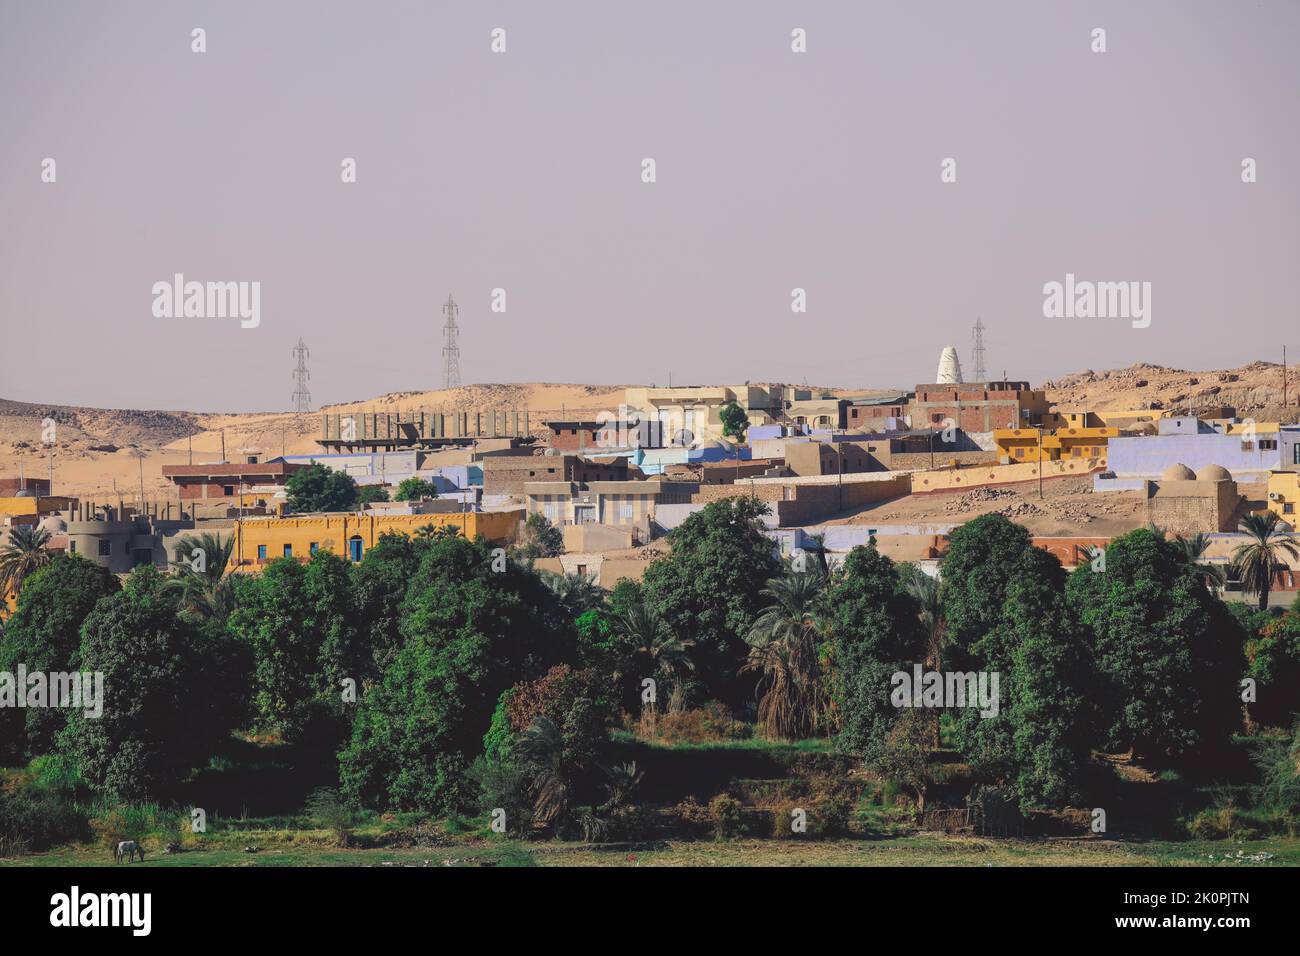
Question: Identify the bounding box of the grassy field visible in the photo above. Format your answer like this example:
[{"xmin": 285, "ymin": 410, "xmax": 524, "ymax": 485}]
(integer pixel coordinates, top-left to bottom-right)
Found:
[{"xmin": 7, "ymin": 831, "xmax": 1299, "ymax": 868}]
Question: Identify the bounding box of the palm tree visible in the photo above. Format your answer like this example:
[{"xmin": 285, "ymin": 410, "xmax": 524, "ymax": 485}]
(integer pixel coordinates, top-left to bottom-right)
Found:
[
  {"xmin": 616, "ymin": 602, "xmax": 694, "ymax": 723},
  {"xmin": 513, "ymin": 716, "xmax": 572, "ymax": 830},
  {"xmin": 617, "ymin": 602, "xmax": 695, "ymax": 680},
  {"xmin": 166, "ymin": 532, "xmax": 236, "ymax": 620},
  {"xmin": 742, "ymin": 571, "xmax": 827, "ymax": 740},
  {"xmin": 1172, "ymin": 531, "xmax": 1227, "ymax": 591},
  {"xmin": 800, "ymin": 533, "xmax": 831, "ymax": 576},
  {"xmin": 1231, "ymin": 512, "xmax": 1300, "ymax": 611},
  {"xmin": 0, "ymin": 525, "xmax": 53, "ymax": 605},
  {"xmin": 900, "ymin": 563, "xmax": 946, "ymax": 746},
  {"xmin": 541, "ymin": 570, "xmax": 605, "ymax": 616}
]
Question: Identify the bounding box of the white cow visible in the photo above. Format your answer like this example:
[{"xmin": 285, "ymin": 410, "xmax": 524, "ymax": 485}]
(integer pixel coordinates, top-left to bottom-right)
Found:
[{"xmin": 114, "ymin": 840, "xmax": 145, "ymax": 863}]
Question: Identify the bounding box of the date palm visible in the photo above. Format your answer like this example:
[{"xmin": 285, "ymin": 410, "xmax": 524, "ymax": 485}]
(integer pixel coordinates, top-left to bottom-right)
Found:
[
  {"xmin": 742, "ymin": 570, "xmax": 827, "ymax": 740},
  {"xmin": 900, "ymin": 563, "xmax": 946, "ymax": 746},
  {"xmin": 1231, "ymin": 512, "xmax": 1299, "ymax": 611},
  {"xmin": 0, "ymin": 525, "xmax": 53, "ymax": 605},
  {"xmin": 1172, "ymin": 531, "xmax": 1227, "ymax": 591},
  {"xmin": 166, "ymin": 531, "xmax": 236, "ymax": 620},
  {"xmin": 616, "ymin": 602, "xmax": 695, "ymax": 683}
]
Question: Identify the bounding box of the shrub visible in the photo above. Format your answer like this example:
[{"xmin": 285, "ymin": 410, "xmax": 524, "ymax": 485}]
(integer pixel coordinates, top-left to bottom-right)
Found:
[
  {"xmin": 651, "ymin": 702, "xmax": 750, "ymax": 744},
  {"xmin": 304, "ymin": 788, "xmax": 359, "ymax": 846},
  {"xmin": 709, "ymin": 794, "xmax": 744, "ymax": 841},
  {"xmin": 0, "ymin": 789, "xmax": 89, "ymax": 854}
]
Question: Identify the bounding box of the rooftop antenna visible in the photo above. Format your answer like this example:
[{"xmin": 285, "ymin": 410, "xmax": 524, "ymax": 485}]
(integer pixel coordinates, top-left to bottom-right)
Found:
[
  {"xmin": 292, "ymin": 338, "xmax": 312, "ymax": 413},
  {"xmin": 971, "ymin": 317, "xmax": 988, "ymax": 382},
  {"xmin": 442, "ymin": 295, "xmax": 462, "ymax": 390}
]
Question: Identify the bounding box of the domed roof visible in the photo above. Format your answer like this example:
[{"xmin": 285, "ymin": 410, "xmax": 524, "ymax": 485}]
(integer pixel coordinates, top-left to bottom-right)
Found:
[
  {"xmin": 1160, "ymin": 463, "xmax": 1196, "ymax": 481},
  {"xmin": 38, "ymin": 515, "xmax": 67, "ymax": 534},
  {"xmin": 1195, "ymin": 464, "xmax": 1232, "ymax": 482}
]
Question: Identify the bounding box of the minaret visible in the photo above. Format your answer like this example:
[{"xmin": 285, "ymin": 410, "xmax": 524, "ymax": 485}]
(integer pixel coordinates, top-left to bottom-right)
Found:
[{"xmin": 936, "ymin": 346, "xmax": 964, "ymax": 384}]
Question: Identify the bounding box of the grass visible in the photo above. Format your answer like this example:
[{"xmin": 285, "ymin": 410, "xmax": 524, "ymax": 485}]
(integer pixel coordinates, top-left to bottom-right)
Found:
[{"xmin": 9, "ymin": 831, "xmax": 1300, "ymax": 867}]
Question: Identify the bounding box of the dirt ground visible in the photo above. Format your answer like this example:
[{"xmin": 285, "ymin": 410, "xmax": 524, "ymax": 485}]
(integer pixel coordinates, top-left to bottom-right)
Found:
[{"xmin": 828, "ymin": 475, "xmax": 1146, "ymax": 537}]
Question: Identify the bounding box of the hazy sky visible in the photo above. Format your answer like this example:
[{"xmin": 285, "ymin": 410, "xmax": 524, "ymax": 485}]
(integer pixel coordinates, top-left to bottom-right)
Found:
[{"xmin": 2, "ymin": 1, "xmax": 1297, "ymax": 412}]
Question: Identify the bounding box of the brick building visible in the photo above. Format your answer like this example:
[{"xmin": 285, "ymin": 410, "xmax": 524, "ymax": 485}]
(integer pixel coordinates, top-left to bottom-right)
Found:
[
  {"xmin": 784, "ymin": 440, "xmax": 891, "ymax": 477},
  {"xmin": 907, "ymin": 381, "xmax": 1050, "ymax": 433},
  {"xmin": 161, "ymin": 458, "xmax": 307, "ymax": 500}
]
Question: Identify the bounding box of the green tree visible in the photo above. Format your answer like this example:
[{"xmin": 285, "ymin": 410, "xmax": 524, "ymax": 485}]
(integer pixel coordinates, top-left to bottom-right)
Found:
[
  {"xmin": 1231, "ymin": 512, "xmax": 1299, "ymax": 611},
  {"xmin": 942, "ymin": 515, "xmax": 1091, "ymax": 806},
  {"xmin": 719, "ymin": 401, "xmax": 749, "ymax": 440},
  {"xmin": 394, "ymin": 477, "xmax": 439, "ymax": 502},
  {"xmin": 58, "ymin": 566, "xmax": 235, "ymax": 800},
  {"xmin": 339, "ymin": 534, "xmax": 568, "ymax": 813},
  {"xmin": 1067, "ymin": 527, "xmax": 1244, "ymax": 761},
  {"xmin": 286, "ymin": 462, "xmax": 358, "ymax": 513},
  {"xmin": 226, "ymin": 551, "xmax": 357, "ymax": 741},
  {"xmin": 356, "ymin": 484, "xmax": 391, "ymax": 506},
  {"xmin": 348, "ymin": 531, "xmax": 422, "ymax": 675},
  {"xmin": 516, "ymin": 512, "xmax": 564, "ymax": 559},
  {"xmin": 1245, "ymin": 611, "xmax": 1300, "ymax": 728},
  {"xmin": 0, "ymin": 525, "xmax": 54, "ymax": 603},
  {"xmin": 640, "ymin": 497, "xmax": 782, "ymax": 706},
  {"xmin": 826, "ymin": 545, "xmax": 925, "ymax": 763},
  {"xmin": 0, "ymin": 555, "xmax": 119, "ymax": 759}
]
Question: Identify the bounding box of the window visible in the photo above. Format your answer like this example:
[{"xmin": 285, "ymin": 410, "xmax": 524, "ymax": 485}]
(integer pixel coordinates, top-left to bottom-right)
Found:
[
  {"xmin": 98, "ymin": 539, "xmax": 112, "ymax": 556},
  {"xmin": 257, "ymin": 545, "xmax": 267, "ymax": 561},
  {"xmin": 283, "ymin": 544, "xmax": 293, "ymax": 558},
  {"xmin": 619, "ymin": 501, "xmax": 633, "ymax": 521},
  {"xmin": 310, "ymin": 542, "xmax": 319, "ymax": 554},
  {"xmin": 69, "ymin": 540, "xmax": 77, "ymax": 554},
  {"xmin": 1294, "ymin": 444, "xmax": 1300, "ymax": 465},
  {"xmin": 1015, "ymin": 448, "xmax": 1024, "ymax": 459},
  {"xmin": 1285, "ymin": 503, "xmax": 1294, "ymax": 515},
  {"xmin": 576, "ymin": 564, "xmax": 587, "ymax": 577},
  {"xmin": 1260, "ymin": 439, "xmax": 1277, "ymax": 450},
  {"xmin": 223, "ymin": 485, "xmax": 235, "ymax": 496}
]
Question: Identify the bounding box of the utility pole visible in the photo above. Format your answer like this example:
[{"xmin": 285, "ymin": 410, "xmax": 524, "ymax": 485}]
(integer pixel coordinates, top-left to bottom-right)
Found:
[
  {"xmin": 1284, "ymin": 345, "xmax": 1288, "ymax": 409},
  {"xmin": 442, "ymin": 295, "xmax": 462, "ymax": 390},
  {"xmin": 1036, "ymin": 425, "xmax": 1044, "ymax": 500}
]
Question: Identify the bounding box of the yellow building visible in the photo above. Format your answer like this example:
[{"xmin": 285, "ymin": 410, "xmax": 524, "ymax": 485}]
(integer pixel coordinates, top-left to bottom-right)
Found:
[
  {"xmin": 230, "ymin": 510, "xmax": 519, "ymax": 569},
  {"xmin": 0, "ymin": 495, "xmax": 76, "ymax": 518},
  {"xmin": 1267, "ymin": 471, "xmax": 1300, "ymax": 523},
  {"xmin": 993, "ymin": 427, "xmax": 1116, "ymax": 464}
]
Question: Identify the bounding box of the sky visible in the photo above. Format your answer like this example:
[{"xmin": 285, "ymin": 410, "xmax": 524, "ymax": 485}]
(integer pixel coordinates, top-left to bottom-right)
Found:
[{"xmin": 1, "ymin": 0, "xmax": 1297, "ymax": 412}]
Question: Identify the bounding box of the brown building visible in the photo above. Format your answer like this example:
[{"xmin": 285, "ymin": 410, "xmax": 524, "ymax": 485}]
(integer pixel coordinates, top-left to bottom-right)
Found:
[
  {"xmin": 845, "ymin": 396, "xmax": 908, "ymax": 428},
  {"xmin": 664, "ymin": 458, "xmax": 786, "ymax": 485},
  {"xmin": 0, "ymin": 477, "xmax": 52, "ymax": 496},
  {"xmin": 482, "ymin": 453, "xmax": 635, "ymax": 497},
  {"xmin": 784, "ymin": 440, "xmax": 890, "ymax": 477},
  {"xmin": 908, "ymin": 381, "xmax": 1050, "ymax": 433},
  {"xmin": 161, "ymin": 458, "xmax": 307, "ymax": 500}
]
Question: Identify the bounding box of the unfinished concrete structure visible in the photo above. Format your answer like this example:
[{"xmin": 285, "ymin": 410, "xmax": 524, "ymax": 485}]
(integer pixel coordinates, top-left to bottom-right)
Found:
[{"xmin": 319, "ymin": 409, "xmax": 530, "ymax": 451}]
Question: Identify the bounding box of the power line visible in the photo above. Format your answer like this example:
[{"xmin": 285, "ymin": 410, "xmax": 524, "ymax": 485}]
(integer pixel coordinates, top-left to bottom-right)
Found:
[{"xmin": 291, "ymin": 337, "xmax": 311, "ymax": 412}]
